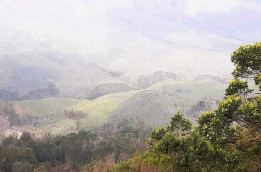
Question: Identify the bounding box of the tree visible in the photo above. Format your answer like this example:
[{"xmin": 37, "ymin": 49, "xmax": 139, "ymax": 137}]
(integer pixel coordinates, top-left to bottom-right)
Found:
[
  {"xmin": 149, "ymin": 111, "xmax": 191, "ymax": 144},
  {"xmin": 167, "ymin": 111, "xmax": 192, "ymax": 136},
  {"xmin": 110, "ymin": 43, "xmax": 261, "ymax": 172},
  {"xmin": 225, "ymin": 79, "xmax": 252, "ymax": 101},
  {"xmin": 224, "ymin": 43, "xmax": 261, "ymax": 132},
  {"xmin": 231, "ymin": 43, "xmax": 261, "ymax": 81},
  {"xmin": 197, "ymin": 42, "xmax": 261, "ymax": 170},
  {"xmin": 64, "ymin": 109, "xmax": 85, "ymax": 131}
]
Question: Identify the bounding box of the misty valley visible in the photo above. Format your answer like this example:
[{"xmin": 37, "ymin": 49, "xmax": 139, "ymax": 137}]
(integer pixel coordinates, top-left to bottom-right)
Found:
[
  {"xmin": 0, "ymin": 1, "xmax": 261, "ymax": 172},
  {"xmin": 1, "ymin": 46, "xmax": 261, "ymax": 171}
]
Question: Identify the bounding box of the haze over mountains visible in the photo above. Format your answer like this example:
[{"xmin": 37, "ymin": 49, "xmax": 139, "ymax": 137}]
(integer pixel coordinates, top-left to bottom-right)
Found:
[
  {"xmin": 0, "ymin": 53, "xmax": 229, "ymax": 100},
  {"xmin": 0, "ymin": 0, "xmax": 261, "ymax": 134},
  {"xmin": 1, "ymin": 1, "xmax": 261, "ymax": 171},
  {"xmin": 1, "ymin": 0, "xmax": 261, "ymax": 100}
]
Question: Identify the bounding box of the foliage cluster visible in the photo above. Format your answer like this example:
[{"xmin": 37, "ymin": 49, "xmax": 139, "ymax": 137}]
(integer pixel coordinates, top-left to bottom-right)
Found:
[
  {"xmin": 0, "ymin": 118, "xmax": 149, "ymax": 172},
  {"xmin": 110, "ymin": 43, "xmax": 261, "ymax": 172}
]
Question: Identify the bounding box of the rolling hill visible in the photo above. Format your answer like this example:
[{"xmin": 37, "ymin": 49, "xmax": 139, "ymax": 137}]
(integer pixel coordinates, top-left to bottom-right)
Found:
[{"xmin": 6, "ymin": 80, "xmax": 228, "ymax": 135}]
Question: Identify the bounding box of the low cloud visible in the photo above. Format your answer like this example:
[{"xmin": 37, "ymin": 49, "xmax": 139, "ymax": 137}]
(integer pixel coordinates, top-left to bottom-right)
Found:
[{"xmin": 0, "ymin": 0, "xmax": 260, "ymax": 78}]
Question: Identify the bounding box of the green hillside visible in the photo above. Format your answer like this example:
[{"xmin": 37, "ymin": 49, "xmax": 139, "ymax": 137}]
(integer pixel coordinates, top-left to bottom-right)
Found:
[
  {"xmin": 10, "ymin": 81, "xmax": 228, "ymax": 134},
  {"xmin": 11, "ymin": 90, "xmax": 139, "ymax": 134},
  {"xmin": 149, "ymin": 80, "xmax": 227, "ymax": 104},
  {"xmin": 110, "ymin": 81, "xmax": 227, "ymax": 126}
]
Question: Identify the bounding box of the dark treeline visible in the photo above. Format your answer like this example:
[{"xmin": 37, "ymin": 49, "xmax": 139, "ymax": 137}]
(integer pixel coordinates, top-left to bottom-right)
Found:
[{"xmin": 0, "ymin": 118, "xmax": 150, "ymax": 172}]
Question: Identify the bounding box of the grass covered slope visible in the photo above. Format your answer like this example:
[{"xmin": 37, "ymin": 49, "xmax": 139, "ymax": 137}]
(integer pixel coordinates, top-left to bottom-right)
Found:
[
  {"xmin": 11, "ymin": 90, "xmax": 139, "ymax": 134},
  {"xmin": 10, "ymin": 81, "xmax": 227, "ymax": 134},
  {"xmin": 149, "ymin": 80, "xmax": 226, "ymax": 105},
  {"xmin": 110, "ymin": 80, "xmax": 227, "ymax": 126}
]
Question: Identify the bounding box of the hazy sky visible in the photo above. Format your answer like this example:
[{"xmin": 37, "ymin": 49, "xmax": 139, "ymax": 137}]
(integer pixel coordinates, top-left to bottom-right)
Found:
[{"xmin": 0, "ymin": 0, "xmax": 260, "ymax": 77}]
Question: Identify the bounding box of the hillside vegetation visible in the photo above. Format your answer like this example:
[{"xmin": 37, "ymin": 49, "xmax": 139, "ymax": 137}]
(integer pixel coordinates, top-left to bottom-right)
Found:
[
  {"xmin": 0, "ymin": 43, "xmax": 260, "ymax": 172},
  {"xmin": 110, "ymin": 42, "xmax": 261, "ymax": 172},
  {"xmin": 3, "ymin": 81, "xmax": 227, "ymax": 135}
]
